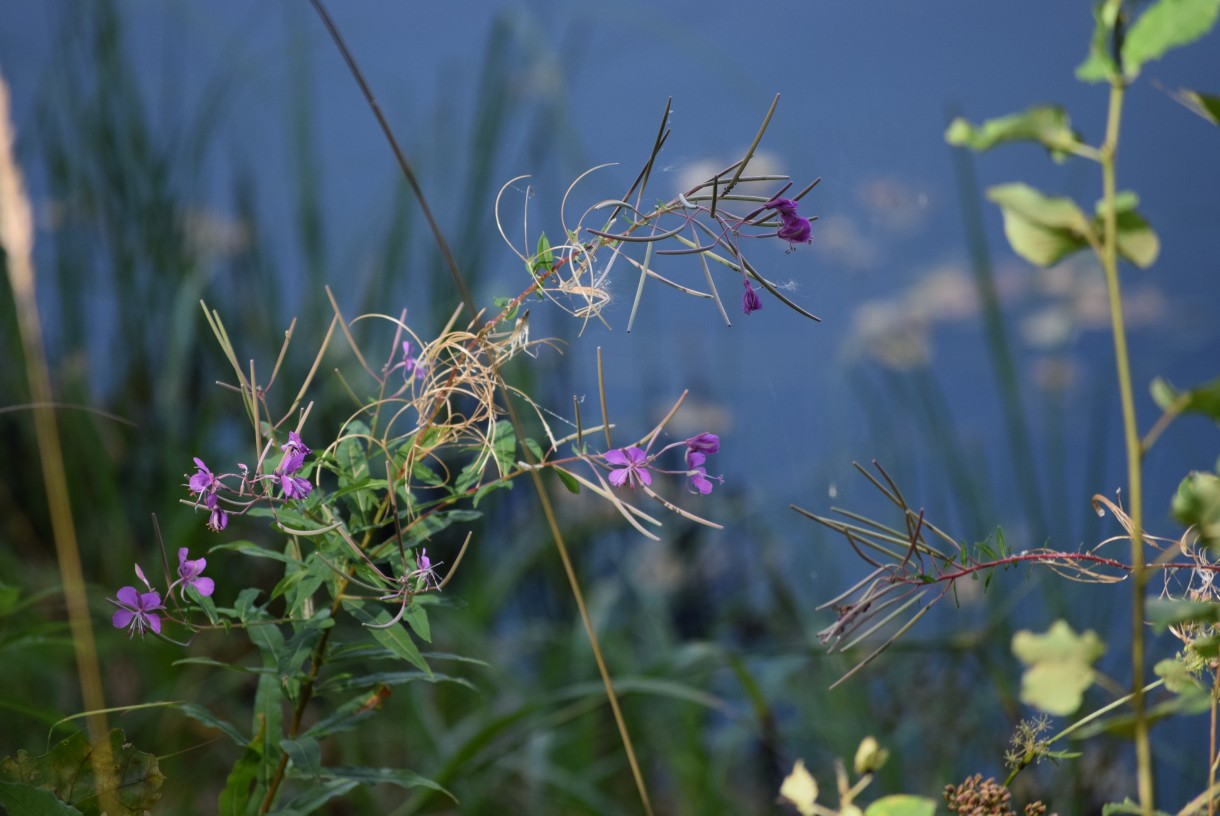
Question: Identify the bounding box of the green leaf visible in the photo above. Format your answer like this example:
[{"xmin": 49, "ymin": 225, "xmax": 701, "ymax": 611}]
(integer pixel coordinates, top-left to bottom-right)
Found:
[
  {"xmin": 300, "ymin": 685, "xmax": 393, "ymax": 741},
  {"xmin": 553, "ymin": 466, "xmax": 581, "ymax": 495},
  {"xmin": 317, "ymin": 766, "xmax": 453, "ymax": 799},
  {"xmin": 1012, "ymin": 620, "xmax": 1105, "ymax": 715},
  {"xmin": 1171, "ymin": 471, "xmax": 1220, "ymax": 549},
  {"xmin": 1077, "ymin": 2, "xmax": 1121, "ymax": 82},
  {"xmin": 336, "ymin": 421, "xmax": 373, "ymax": 524},
  {"xmin": 0, "ymin": 582, "xmax": 21, "ymax": 616},
  {"xmin": 212, "ymin": 541, "xmax": 301, "ymax": 566},
  {"xmin": 945, "ymin": 106, "xmax": 1084, "ymax": 161},
  {"xmin": 1154, "ymin": 656, "xmax": 1204, "ymax": 692},
  {"xmin": 403, "ymin": 600, "xmax": 431, "ymax": 643},
  {"xmin": 218, "ymin": 738, "xmax": 264, "ymax": 816},
  {"xmin": 865, "ymin": 795, "xmax": 938, "ymax": 816},
  {"xmin": 1191, "ymin": 634, "xmax": 1220, "ymax": 658},
  {"xmin": 342, "ymin": 600, "xmax": 432, "ymax": 676},
  {"xmin": 0, "ymin": 729, "xmax": 164, "ymax": 816},
  {"xmin": 0, "ymin": 781, "xmax": 84, "ymax": 815},
  {"xmin": 1146, "ymin": 596, "xmax": 1220, "ymax": 631},
  {"xmin": 278, "ymin": 778, "xmax": 358, "ymax": 815},
  {"xmin": 1150, "ymin": 375, "xmax": 1220, "ymax": 420},
  {"xmin": 1123, "ymin": 0, "xmax": 1220, "ymax": 80},
  {"xmin": 174, "ymin": 703, "xmax": 249, "ymax": 746},
  {"xmin": 281, "ymin": 737, "xmax": 322, "ymax": 779},
  {"xmin": 986, "ymin": 183, "xmax": 1092, "ymax": 267},
  {"xmin": 491, "ymin": 419, "xmax": 517, "ymax": 474},
  {"xmin": 1167, "ymin": 87, "xmax": 1220, "ymax": 124},
  {"xmin": 1090, "ymin": 203, "xmax": 1160, "ymax": 268},
  {"xmin": 532, "ymin": 231, "xmax": 554, "ymax": 277}
]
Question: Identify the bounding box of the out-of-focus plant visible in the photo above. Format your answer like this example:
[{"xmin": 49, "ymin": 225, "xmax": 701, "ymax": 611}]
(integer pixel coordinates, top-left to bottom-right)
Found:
[{"xmin": 794, "ymin": 2, "xmax": 1220, "ymax": 815}]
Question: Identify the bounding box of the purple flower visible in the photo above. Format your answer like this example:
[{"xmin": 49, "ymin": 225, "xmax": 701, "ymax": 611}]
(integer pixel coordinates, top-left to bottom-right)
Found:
[
  {"xmin": 188, "ymin": 458, "xmax": 215, "ymax": 495},
  {"xmin": 280, "ymin": 432, "xmax": 311, "ymax": 476},
  {"xmin": 777, "ymin": 214, "xmax": 812, "ymax": 245},
  {"xmin": 685, "ymin": 433, "xmax": 720, "ymax": 456},
  {"xmin": 109, "ymin": 586, "xmax": 164, "ymax": 638},
  {"xmin": 604, "ymin": 446, "xmax": 653, "ymax": 489},
  {"xmin": 401, "ymin": 341, "xmax": 427, "ymax": 380},
  {"xmin": 414, "ymin": 547, "xmax": 439, "ymax": 589},
  {"xmin": 204, "ymin": 493, "xmax": 228, "ymax": 532},
  {"xmin": 742, "ymin": 279, "xmax": 763, "ymax": 315},
  {"xmin": 177, "ymin": 548, "xmax": 215, "ymax": 597},
  {"xmin": 279, "ymin": 472, "xmax": 313, "ymax": 500},
  {"xmin": 765, "ymin": 197, "xmax": 800, "ymax": 216}
]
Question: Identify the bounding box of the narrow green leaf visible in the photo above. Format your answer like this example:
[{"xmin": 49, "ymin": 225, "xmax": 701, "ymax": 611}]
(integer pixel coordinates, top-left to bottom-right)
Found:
[
  {"xmin": 554, "ymin": 466, "xmax": 581, "ymax": 494},
  {"xmin": 1123, "ymin": 0, "xmax": 1220, "ymax": 79},
  {"xmin": 343, "ymin": 600, "xmax": 431, "ymax": 676},
  {"xmin": 277, "ymin": 778, "xmax": 358, "ymax": 815},
  {"xmin": 986, "ymin": 183, "xmax": 1092, "ymax": 267},
  {"xmin": 945, "ymin": 106, "xmax": 1084, "ymax": 161},
  {"xmin": 300, "ymin": 685, "xmax": 393, "ymax": 741},
  {"xmin": 174, "ymin": 703, "xmax": 249, "ymax": 746},
  {"xmin": 1167, "ymin": 87, "xmax": 1220, "ymax": 124},
  {"xmin": 218, "ymin": 740, "xmax": 263, "ymax": 816},
  {"xmin": 319, "ymin": 766, "xmax": 453, "ymax": 799}
]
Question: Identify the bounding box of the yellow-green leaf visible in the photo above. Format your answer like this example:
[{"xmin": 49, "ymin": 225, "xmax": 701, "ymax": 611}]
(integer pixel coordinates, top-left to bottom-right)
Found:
[{"xmin": 1012, "ymin": 620, "xmax": 1105, "ymax": 715}]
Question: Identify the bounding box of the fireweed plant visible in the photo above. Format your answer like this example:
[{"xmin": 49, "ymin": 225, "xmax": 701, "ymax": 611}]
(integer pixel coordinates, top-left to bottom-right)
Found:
[
  {"xmin": 73, "ymin": 24, "xmax": 824, "ymax": 810},
  {"xmin": 780, "ymin": 3, "xmax": 1220, "ymax": 816}
]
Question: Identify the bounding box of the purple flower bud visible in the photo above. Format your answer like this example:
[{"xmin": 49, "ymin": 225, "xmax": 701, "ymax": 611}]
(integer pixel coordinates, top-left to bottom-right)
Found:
[
  {"xmin": 204, "ymin": 492, "xmax": 228, "ymax": 532},
  {"xmin": 109, "ymin": 585, "xmax": 164, "ymax": 638},
  {"xmin": 765, "ymin": 197, "xmax": 800, "ymax": 216},
  {"xmin": 685, "ymin": 433, "xmax": 720, "ymax": 455},
  {"xmin": 742, "ymin": 279, "xmax": 763, "ymax": 315}
]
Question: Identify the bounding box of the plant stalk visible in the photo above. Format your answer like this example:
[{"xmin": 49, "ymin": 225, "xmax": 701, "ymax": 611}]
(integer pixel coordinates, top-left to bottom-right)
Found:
[{"xmin": 1099, "ymin": 76, "xmax": 1152, "ymax": 815}]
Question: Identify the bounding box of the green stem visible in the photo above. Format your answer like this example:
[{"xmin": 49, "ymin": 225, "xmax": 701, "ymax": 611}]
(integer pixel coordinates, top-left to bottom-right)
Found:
[{"xmin": 1099, "ymin": 76, "xmax": 1153, "ymax": 815}]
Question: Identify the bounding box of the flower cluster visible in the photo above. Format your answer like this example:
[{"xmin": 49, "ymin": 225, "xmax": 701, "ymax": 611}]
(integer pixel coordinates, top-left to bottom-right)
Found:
[
  {"xmin": 602, "ymin": 433, "xmax": 723, "ymax": 495},
  {"xmin": 186, "ymin": 431, "xmax": 315, "ymax": 532},
  {"xmin": 108, "ymin": 549, "xmax": 214, "ymax": 639}
]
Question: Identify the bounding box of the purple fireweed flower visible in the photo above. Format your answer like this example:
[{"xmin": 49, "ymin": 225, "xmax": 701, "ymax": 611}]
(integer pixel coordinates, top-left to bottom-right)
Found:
[
  {"xmin": 414, "ymin": 547, "xmax": 440, "ymax": 590},
  {"xmin": 401, "ymin": 341, "xmax": 427, "ymax": 380},
  {"xmin": 279, "ymin": 472, "xmax": 313, "ymax": 500},
  {"xmin": 280, "ymin": 432, "xmax": 311, "ymax": 476},
  {"xmin": 188, "ymin": 458, "xmax": 215, "ymax": 495},
  {"xmin": 177, "ymin": 548, "xmax": 215, "ymax": 597},
  {"xmin": 742, "ymin": 279, "xmax": 763, "ymax": 315},
  {"xmin": 604, "ymin": 446, "xmax": 653, "ymax": 489},
  {"xmin": 204, "ymin": 492, "xmax": 228, "ymax": 532},
  {"xmin": 109, "ymin": 585, "xmax": 164, "ymax": 638},
  {"xmin": 777, "ymin": 214, "xmax": 812, "ymax": 245}
]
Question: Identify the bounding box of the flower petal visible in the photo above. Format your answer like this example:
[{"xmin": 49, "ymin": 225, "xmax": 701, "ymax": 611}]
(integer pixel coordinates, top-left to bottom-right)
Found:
[
  {"xmin": 115, "ymin": 586, "xmax": 140, "ymax": 607},
  {"xmin": 112, "ymin": 608, "xmax": 135, "ymax": 629}
]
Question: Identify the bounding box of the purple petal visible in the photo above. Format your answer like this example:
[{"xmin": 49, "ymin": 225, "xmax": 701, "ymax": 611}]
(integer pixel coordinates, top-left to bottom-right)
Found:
[
  {"xmin": 116, "ymin": 586, "xmax": 140, "ymax": 607},
  {"xmin": 637, "ymin": 468, "xmax": 652, "ymax": 487},
  {"xmin": 177, "ymin": 548, "xmax": 189, "ymax": 568},
  {"xmin": 686, "ymin": 433, "xmax": 720, "ymax": 454},
  {"xmin": 191, "ymin": 577, "xmax": 215, "ymax": 597},
  {"xmin": 112, "ymin": 608, "xmax": 135, "ymax": 629},
  {"xmin": 778, "ymin": 215, "xmax": 812, "ymax": 244},
  {"xmin": 742, "ymin": 280, "xmax": 763, "ymax": 315},
  {"xmin": 139, "ymin": 591, "xmax": 163, "ymax": 612},
  {"xmin": 765, "ymin": 197, "xmax": 799, "ymax": 215},
  {"xmin": 608, "ymin": 469, "xmax": 629, "ymax": 488},
  {"xmin": 625, "ymin": 447, "xmax": 647, "ymax": 465},
  {"xmin": 146, "ymin": 612, "xmax": 162, "ymax": 635},
  {"xmin": 603, "ymin": 449, "xmax": 630, "ymax": 466},
  {"xmin": 689, "ymin": 471, "xmax": 713, "ymax": 495}
]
